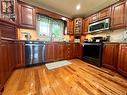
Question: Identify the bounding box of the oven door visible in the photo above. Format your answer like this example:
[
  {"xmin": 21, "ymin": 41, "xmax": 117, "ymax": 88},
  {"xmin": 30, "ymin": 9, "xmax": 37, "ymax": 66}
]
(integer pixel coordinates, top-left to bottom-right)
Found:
[{"xmin": 83, "ymin": 43, "xmax": 102, "ymax": 67}]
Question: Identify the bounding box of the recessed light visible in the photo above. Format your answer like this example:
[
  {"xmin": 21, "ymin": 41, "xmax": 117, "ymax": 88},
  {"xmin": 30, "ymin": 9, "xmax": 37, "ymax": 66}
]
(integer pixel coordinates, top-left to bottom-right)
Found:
[
  {"xmin": 76, "ymin": 4, "xmax": 81, "ymax": 10},
  {"xmin": 61, "ymin": 17, "xmax": 67, "ymax": 21}
]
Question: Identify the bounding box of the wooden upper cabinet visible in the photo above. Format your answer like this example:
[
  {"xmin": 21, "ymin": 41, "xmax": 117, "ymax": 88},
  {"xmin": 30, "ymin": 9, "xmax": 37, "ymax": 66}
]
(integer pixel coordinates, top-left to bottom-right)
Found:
[
  {"xmin": 111, "ymin": 1, "xmax": 126, "ymax": 29},
  {"xmin": 99, "ymin": 7, "xmax": 111, "ymax": 20},
  {"xmin": 0, "ymin": 0, "xmax": 17, "ymax": 23},
  {"xmin": 74, "ymin": 18, "xmax": 83, "ymax": 35},
  {"xmin": 82, "ymin": 17, "xmax": 90, "ymax": 34},
  {"xmin": 90, "ymin": 14, "xmax": 99, "ymax": 23},
  {"xmin": 18, "ymin": 3, "xmax": 36, "ymax": 29},
  {"xmin": 125, "ymin": 1, "xmax": 127, "ymax": 26},
  {"xmin": 117, "ymin": 44, "xmax": 127, "ymax": 77},
  {"xmin": 102, "ymin": 44, "xmax": 119, "ymax": 71},
  {"xmin": 67, "ymin": 19, "xmax": 74, "ymax": 35}
]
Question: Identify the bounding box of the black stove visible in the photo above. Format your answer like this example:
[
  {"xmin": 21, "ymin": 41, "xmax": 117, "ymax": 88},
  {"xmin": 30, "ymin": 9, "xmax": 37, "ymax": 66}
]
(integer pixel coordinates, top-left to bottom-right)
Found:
[{"xmin": 82, "ymin": 41, "xmax": 103, "ymax": 67}]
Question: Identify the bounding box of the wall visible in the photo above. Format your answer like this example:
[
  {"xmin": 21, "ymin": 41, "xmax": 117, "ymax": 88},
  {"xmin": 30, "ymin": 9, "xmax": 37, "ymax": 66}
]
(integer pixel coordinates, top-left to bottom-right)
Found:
[
  {"xmin": 17, "ymin": 28, "xmax": 38, "ymax": 40},
  {"xmin": 85, "ymin": 28, "xmax": 127, "ymax": 42},
  {"xmin": 18, "ymin": 28, "xmax": 71, "ymax": 42}
]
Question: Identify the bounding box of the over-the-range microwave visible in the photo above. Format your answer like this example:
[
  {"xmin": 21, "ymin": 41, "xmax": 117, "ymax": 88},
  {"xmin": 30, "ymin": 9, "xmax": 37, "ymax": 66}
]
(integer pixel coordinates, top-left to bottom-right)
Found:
[{"xmin": 88, "ymin": 18, "xmax": 110, "ymax": 33}]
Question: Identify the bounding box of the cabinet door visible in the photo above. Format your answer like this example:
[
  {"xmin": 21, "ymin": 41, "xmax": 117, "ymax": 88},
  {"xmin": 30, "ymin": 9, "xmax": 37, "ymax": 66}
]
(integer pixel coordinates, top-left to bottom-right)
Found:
[
  {"xmin": 0, "ymin": 41, "xmax": 9, "ymax": 85},
  {"xmin": 0, "ymin": 40, "xmax": 16, "ymax": 92},
  {"xmin": 99, "ymin": 7, "xmax": 111, "ymax": 19},
  {"xmin": 74, "ymin": 18, "xmax": 83, "ymax": 35},
  {"xmin": 111, "ymin": 1, "xmax": 126, "ymax": 29},
  {"xmin": 67, "ymin": 19, "xmax": 74, "ymax": 35},
  {"xmin": 0, "ymin": 42, "xmax": 4, "ymax": 92},
  {"xmin": 125, "ymin": 1, "xmax": 127, "ymax": 26},
  {"xmin": 118, "ymin": 44, "xmax": 127, "ymax": 77},
  {"xmin": 64, "ymin": 43, "xmax": 72, "ymax": 59},
  {"xmin": 45, "ymin": 43, "xmax": 54, "ymax": 63},
  {"xmin": 18, "ymin": 3, "xmax": 35, "ymax": 29},
  {"xmin": 82, "ymin": 18, "xmax": 90, "ymax": 34},
  {"xmin": 58, "ymin": 43, "xmax": 65, "ymax": 60},
  {"xmin": 7, "ymin": 42, "xmax": 16, "ymax": 73},
  {"xmin": 15, "ymin": 42, "xmax": 25, "ymax": 68},
  {"xmin": 75, "ymin": 44, "xmax": 83, "ymax": 59},
  {"xmin": 90, "ymin": 14, "xmax": 99, "ymax": 23},
  {"xmin": 102, "ymin": 44, "xmax": 119, "ymax": 70},
  {"xmin": 72, "ymin": 44, "xmax": 76, "ymax": 58}
]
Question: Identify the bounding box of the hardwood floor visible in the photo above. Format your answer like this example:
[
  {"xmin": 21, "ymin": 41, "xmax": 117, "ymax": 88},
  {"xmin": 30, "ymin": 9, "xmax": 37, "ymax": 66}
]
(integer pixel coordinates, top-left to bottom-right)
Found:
[{"xmin": 2, "ymin": 59, "xmax": 127, "ymax": 95}]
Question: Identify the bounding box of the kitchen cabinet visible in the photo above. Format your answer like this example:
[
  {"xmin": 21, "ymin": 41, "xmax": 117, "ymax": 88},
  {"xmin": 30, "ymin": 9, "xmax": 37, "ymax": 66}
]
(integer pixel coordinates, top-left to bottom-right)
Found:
[
  {"xmin": 64, "ymin": 43, "xmax": 73, "ymax": 59},
  {"xmin": 74, "ymin": 18, "xmax": 83, "ymax": 35},
  {"xmin": 18, "ymin": 2, "xmax": 35, "ymax": 29},
  {"xmin": 67, "ymin": 19, "xmax": 74, "ymax": 35},
  {"xmin": 82, "ymin": 17, "xmax": 90, "ymax": 34},
  {"xmin": 15, "ymin": 41, "xmax": 25, "ymax": 68},
  {"xmin": 7, "ymin": 41, "xmax": 16, "ymax": 72},
  {"xmin": 0, "ymin": 40, "xmax": 9, "ymax": 92},
  {"xmin": 57, "ymin": 43, "xmax": 65, "ymax": 60},
  {"xmin": 0, "ymin": 40, "xmax": 16, "ymax": 92},
  {"xmin": 117, "ymin": 44, "xmax": 127, "ymax": 77},
  {"xmin": 111, "ymin": 1, "xmax": 126, "ymax": 29},
  {"xmin": 102, "ymin": 43, "xmax": 119, "ymax": 71},
  {"xmin": 75, "ymin": 43, "xmax": 83, "ymax": 59},
  {"xmin": 125, "ymin": 1, "xmax": 127, "ymax": 27},
  {"xmin": 45, "ymin": 43, "xmax": 54, "ymax": 63},
  {"xmin": 0, "ymin": 22, "xmax": 17, "ymax": 39},
  {"xmin": 99, "ymin": 7, "xmax": 111, "ymax": 20},
  {"xmin": 53, "ymin": 43, "xmax": 65, "ymax": 61},
  {"xmin": 45, "ymin": 43, "xmax": 83, "ymax": 63},
  {"xmin": 90, "ymin": 14, "xmax": 99, "ymax": 23},
  {"xmin": 0, "ymin": 0, "xmax": 17, "ymax": 23}
]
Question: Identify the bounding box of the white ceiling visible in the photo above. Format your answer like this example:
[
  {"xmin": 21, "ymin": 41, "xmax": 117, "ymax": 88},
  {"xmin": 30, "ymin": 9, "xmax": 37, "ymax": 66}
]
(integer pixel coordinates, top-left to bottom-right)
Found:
[{"xmin": 23, "ymin": 0, "xmax": 119, "ymax": 18}]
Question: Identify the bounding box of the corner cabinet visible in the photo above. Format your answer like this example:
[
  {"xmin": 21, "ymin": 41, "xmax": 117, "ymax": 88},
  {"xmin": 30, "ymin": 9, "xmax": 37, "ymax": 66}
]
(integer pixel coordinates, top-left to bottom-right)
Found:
[
  {"xmin": 102, "ymin": 43, "xmax": 119, "ymax": 71},
  {"xmin": 117, "ymin": 44, "xmax": 127, "ymax": 77},
  {"xmin": 74, "ymin": 18, "xmax": 83, "ymax": 35},
  {"xmin": 111, "ymin": 1, "xmax": 126, "ymax": 29},
  {"xmin": 18, "ymin": 2, "xmax": 36, "ymax": 29}
]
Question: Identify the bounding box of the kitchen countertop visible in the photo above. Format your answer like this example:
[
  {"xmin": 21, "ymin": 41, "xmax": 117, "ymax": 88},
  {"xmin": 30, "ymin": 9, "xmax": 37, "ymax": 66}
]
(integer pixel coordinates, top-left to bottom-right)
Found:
[
  {"xmin": 16, "ymin": 40, "xmax": 83, "ymax": 44},
  {"xmin": 103, "ymin": 41, "xmax": 127, "ymax": 44}
]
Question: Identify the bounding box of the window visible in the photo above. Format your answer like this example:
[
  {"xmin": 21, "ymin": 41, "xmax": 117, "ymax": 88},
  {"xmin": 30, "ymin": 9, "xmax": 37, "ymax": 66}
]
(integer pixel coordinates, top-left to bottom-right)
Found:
[{"xmin": 37, "ymin": 14, "xmax": 65, "ymax": 41}]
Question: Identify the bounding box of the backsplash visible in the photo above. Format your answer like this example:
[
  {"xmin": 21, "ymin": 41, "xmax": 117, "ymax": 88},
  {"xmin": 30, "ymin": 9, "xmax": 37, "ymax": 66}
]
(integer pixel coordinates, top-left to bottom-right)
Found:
[
  {"xmin": 86, "ymin": 28, "xmax": 127, "ymax": 42},
  {"xmin": 18, "ymin": 28, "xmax": 38, "ymax": 40}
]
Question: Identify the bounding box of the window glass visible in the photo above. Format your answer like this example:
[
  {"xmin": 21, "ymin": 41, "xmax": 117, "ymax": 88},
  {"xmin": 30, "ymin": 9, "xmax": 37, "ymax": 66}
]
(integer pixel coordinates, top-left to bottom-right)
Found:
[{"xmin": 37, "ymin": 14, "xmax": 64, "ymax": 41}]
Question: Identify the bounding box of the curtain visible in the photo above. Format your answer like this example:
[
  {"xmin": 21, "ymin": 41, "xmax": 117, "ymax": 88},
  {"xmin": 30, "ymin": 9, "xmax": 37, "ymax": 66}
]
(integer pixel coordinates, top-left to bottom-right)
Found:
[{"xmin": 37, "ymin": 14, "xmax": 64, "ymax": 41}]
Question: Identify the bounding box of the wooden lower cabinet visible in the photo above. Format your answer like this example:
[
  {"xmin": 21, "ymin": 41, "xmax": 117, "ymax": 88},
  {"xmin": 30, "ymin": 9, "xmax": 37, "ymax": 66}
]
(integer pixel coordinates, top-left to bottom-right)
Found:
[
  {"xmin": 64, "ymin": 43, "xmax": 74, "ymax": 59},
  {"xmin": 45, "ymin": 43, "xmax": 54, "ymax": 63},
  {"xmin": 102, "ymin": 43, "xmax": 119, "ymax": 70},
  {"xmin": 117, "ymin": 44, "xmax": 127, "ymax": 77},
  {"xmin": 45, "ymin": 43, "xmax": 83, "ymax": 63},
  {"xmin": 0, "ymin": 40, "xmax": 16, "ymax": 92},
  {"xmin": 57, "ymin": 43, "xmax": 65, "ymax": 60},
  {"xmin": 75, "ymin": 44, "xmax": 83, "ymax": 59},
  {"xmin": 15, "ymin": 42, "xmax": 25, "ymax": 68}
]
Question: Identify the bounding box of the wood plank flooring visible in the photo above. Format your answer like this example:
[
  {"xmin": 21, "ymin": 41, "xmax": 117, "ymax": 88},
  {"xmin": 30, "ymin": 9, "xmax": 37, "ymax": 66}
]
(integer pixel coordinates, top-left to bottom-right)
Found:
[{"xmin": 2, "ymin": 59, "xmax": 127, "ymax": 95}]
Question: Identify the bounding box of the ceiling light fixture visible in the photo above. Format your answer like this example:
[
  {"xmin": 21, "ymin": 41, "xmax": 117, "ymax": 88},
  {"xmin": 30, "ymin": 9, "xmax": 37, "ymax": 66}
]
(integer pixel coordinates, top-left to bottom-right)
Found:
[
  {"xmin": 76, "ymin": 4, "xmax": 81, "ymax": 10},
  {"xmin": 61, "ymin": 17, "xmax": 67, "ymax": 21}
]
